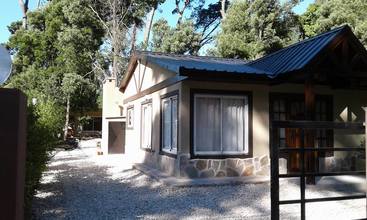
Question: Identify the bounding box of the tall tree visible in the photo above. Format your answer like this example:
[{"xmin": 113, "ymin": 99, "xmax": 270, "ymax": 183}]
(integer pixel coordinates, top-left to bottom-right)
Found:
[
  {"xmin": 216, "ymin": 0, "xmax": 300, "ymax": 60},
  {"xmin": 300, "ymin": 0, "xmax": 367, "ymax": 47},
  {"xmin": 152, "ymin": 19, "xmax": 201, "ymax": 54},
  {"xmin": 19, "ymin": 0, "xmax": 29, "ymax": 28},
  {"xmin": 89, "ymin": 0, "xmax": 163, "ymax": 81},
  {"xmin": 7, "ymin": 0, "xmax": 105, "ymax": 138},
  {"xmin": 151, "ymin": 0, "xmax": 227, "ymax": 54}
]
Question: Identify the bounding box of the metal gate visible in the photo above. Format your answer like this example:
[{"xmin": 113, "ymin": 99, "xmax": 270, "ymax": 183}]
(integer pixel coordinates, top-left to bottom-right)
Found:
[{"xmin": 270, "ymin": 120, "xmax": 366, "ymax": 220}]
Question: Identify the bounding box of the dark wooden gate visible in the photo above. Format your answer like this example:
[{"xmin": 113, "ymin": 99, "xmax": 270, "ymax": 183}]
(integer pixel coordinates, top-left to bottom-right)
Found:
[{"xmin": 270, "ymin": 120, "xmax": 366, "ymax": 220}]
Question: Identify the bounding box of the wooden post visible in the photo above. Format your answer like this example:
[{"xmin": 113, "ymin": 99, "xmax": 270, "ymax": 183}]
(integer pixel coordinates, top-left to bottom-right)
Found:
[
  {"xmin": 363, "ymin": 107, "xmax": 367, "ymax": 214},
  {"xmin": 305, "ymin": 79, "xmax": 316, "ymax": 184},
  {"xmin": 0, "ymin": 89, "xmax": 27, "ymax": 220}
]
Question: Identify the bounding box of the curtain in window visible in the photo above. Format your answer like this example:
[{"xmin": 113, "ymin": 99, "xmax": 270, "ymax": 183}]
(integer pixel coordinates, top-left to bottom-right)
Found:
[
  {"xmin": 163, "ymin": 100, "xmax": 171, "ymax": 150},
  {"xmin": 195, "ymin": 97, "xmax": 221, "ymax": 153},
  {"xmin": 162, "ymin": 96, "xmax": 178, "ymax": 153},
  {"xmin": 142, "ymin": 103, "xmax": 152, "ymax": 148},
  {"xmin": 171, "ymin": 98, "xmax": 178, "ymax": 150},
  {"xmin": 222, "ymin": 98, "xmax": 246, "ymax": 153},
  {"xmin": 195, "ymin": 95, "xmax": 248, "ymax": 155}
]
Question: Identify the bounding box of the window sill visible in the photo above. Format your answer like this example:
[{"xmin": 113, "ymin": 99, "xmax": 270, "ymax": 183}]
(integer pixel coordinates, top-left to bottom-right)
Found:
[
  {"xmin": 191, "ymin": 153, "xmax": 252, "ymax": 159},
  {"xmin": 159, "ymin": 149, "xmax": 177, "ymax": 158},
  {"xmin": 141, "ymin": 147, "xmax": 154, "ymax": 153}
]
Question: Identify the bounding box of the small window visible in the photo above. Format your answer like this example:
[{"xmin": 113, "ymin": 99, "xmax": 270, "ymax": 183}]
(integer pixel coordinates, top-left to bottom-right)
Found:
[
  {"xmin": 141, "ymin": 102, "xmax": 152, "ymax": 149},
  {"xmin": 127, "ymin": 106, "xmax": 134, "ymax": 129},
  {"xmin": 161, "ymin": 95, "xmax": 178, "ymax": 154}
]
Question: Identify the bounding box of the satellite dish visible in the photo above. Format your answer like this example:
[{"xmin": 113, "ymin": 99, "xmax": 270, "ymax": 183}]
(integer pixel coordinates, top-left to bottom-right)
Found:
[{"xmin": 0, "ymin": 45, "xmax": 12, "ymax": 85}]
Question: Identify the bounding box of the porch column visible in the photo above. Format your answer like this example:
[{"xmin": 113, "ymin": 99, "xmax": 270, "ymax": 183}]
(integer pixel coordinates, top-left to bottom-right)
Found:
[{"xmin": 304, "ymin": 79, "xmax": 316, "ymax": 184}]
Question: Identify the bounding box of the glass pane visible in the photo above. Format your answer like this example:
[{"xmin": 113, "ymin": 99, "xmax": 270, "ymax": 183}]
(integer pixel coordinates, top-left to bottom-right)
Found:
[
  {"xmin": 163, "ymin": 100, "xmax": 171, "ymax": 150},
  {"xmin": 171, "ymin": 98, "xmax": 178, "ymax": 151},
  {"xmin": 279, "ymin": 100, "xmax": 285, "ymax": 112},
  {"xmin": 142, "ymin": 104, "xmax": 152, "ymax": 148},
  {"xmin": 195, "ymin": 97, "xmax": 221, "ymax": 152},
  {"xmin": 280, "ymin": 113, "xmax": 286, "ymax": 120},
  {"xmin": 273, "ymin": 101, "xmax": 279, "ymax": 112},
  {"xmin": 222, "ymin": 98, "xmax": 246, "ymax": 152}
]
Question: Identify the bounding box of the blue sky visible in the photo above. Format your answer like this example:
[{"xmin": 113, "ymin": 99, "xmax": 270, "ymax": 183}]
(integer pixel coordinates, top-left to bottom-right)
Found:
[{"xmin": 0, "ymin": 0, "xmax": 315, "ymax": 44}]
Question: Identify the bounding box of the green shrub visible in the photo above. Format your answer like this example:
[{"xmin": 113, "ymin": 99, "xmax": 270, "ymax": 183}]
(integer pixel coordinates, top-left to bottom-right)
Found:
[{"xmin": 24, "ymin": 101, "xmax": 63, "ymax": 218}]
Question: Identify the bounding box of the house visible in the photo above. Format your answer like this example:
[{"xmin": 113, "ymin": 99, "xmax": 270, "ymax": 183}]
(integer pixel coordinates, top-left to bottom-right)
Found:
[{"xmin": 102, "ymin": 25, "xmax": 367, "ymax": 178}]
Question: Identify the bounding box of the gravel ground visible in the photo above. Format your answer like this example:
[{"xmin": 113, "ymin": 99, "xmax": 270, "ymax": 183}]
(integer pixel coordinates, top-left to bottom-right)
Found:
[{"xmin": 32, "ymin": 139, "xmax": 366, "ymax": 220}]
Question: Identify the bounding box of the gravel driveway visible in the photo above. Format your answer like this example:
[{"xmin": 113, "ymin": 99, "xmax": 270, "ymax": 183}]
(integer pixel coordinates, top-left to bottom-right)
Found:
[{"xmin": 32, "ymin": 139, "xmax": 366, "ymax": 220}]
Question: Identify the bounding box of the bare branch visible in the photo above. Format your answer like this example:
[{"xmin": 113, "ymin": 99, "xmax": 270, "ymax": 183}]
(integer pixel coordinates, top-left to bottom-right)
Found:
[{"xmin": 89, "ymin": 5, "xmax": 114, "ymax": 40}]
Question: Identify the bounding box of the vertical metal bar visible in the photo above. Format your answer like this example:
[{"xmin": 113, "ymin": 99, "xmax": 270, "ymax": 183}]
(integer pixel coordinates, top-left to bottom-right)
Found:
[
  {"xmin": 300, "ymin": 129, "xmax": 306, "ymax": 220},
  {"xmin": 364, "ymin": 107, "xmax": 367, "ymax": 215},
  {"xmin": 271, "ymin": 125, "xmax": 279, "ymax": 220}
]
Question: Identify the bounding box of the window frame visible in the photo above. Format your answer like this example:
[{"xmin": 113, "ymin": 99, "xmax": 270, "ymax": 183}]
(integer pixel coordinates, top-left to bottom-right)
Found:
[
  {"xmin": 269, "ymin": 93, "xmax": 334, "ymax": 157},
  {"xmin": 140, "ymin": 99, "xmax": 153, "ymax": 151},
  {"xmin": 160, "ymin": 91, "xmax": 179, "ymax": 157},
  {"xmin": 190, "ymin": 89, "xmax": 253, "ymax": 159},
  {"xmin": 126, "ymin": 105, "xmax": 134, "ymax": 129}
]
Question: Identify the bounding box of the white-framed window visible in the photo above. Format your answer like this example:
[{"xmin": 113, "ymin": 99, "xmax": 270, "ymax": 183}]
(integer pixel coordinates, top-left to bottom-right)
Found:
[
  {"xmin": 127, "ymin": 106, "xmax": 134, "ymax": 129},
  {"xmin": 161, "ymin": 95, "xmax": 178, "ymax": 154},
  {"xmin": 194, "ymin": 94, "xmax": 249, "ymax": 155},
  {"xmin": 141, "ymin": 102, "xmax": 152, "ymax": 149}
]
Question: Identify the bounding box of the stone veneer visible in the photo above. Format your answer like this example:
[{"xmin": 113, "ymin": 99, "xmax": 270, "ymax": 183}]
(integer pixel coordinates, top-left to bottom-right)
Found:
[{"xmin": 179, "ymin": 154, "xmax": 270, "ymax": 178}]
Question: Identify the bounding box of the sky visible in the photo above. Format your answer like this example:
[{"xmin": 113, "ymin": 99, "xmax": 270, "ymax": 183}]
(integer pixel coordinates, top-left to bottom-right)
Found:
[{"xmin": 0, "ymin": 0, "xmax": 315, "ymax": 44}]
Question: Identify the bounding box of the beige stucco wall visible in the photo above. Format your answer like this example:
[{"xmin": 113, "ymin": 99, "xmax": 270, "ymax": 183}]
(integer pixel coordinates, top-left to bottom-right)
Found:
[
  {"xmin": 121, "ymin": 59, "xmax": 367, "ymax": 176},
  {"xmin": 101, "ymin": 78, "xmax": 125, "ymax": 154},
  {"xmin": 124, "ymin": 83, "xmax": 181, "ymax": 175},
  {"xmin": 122, "ymin": 60, "xmax": 180, "ymax": 175},
  {"xmin": 124, "ymin": 61, "xmax": 176, "ymax": 98},
  {"xmin": 180, "ymin": 81, "xmax": 367, "ymax": 161}
]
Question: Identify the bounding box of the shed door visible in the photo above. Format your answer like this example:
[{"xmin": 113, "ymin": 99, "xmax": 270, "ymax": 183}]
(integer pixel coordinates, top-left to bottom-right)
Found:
[{"xmin": 108, "ymin": 121, "xmax": 125, "ymax": 154}]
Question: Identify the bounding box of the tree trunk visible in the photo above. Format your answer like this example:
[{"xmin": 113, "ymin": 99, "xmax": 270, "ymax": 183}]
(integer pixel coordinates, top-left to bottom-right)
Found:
[
  {"xmin": 220, "ymin": 0, "xmax": 226, "ymax": 19},
  {"xmin": 111, "ymin": 0, "xmax": 118, "ymax": 79},
  {"xmin": 19, "ymin": 0, "xmax": 29, "ymax": 29},
  {"xmin": 142, "ymin": 6, "xmax": 156, "ymax": 49},
  {"xmin": 63, "ymin": 95, "xmax": 70, "ymax": 141},
  {"xmin": 130, "ymin": 22, "xmax": 137, "ymax": 54}
]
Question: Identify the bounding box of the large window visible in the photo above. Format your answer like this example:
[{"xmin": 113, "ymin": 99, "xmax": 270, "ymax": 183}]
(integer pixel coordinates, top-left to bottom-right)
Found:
[
  {"xmin": 193, "ymin": 93, "xmax": 249, "ymax": 156},
  {"xmin": 141, "ymin": 101, "xmax": 152, "ymax": 149},
  {"xmin": 161, "ymin": 95, "xmax": 178, "ymax": 154}
]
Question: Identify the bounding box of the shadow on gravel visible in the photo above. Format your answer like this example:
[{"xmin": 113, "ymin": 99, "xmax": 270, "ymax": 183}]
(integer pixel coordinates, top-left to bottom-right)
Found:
[
  {"xmin": 32, "ymin": 149, "xmax": 365, "ymax": 220},
  {"xmin": 32, "ymin": 153, "xmax": 272, "ymax": 219}
]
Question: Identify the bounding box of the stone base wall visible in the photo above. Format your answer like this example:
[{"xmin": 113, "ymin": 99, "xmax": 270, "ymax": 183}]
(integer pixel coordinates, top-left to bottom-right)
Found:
[{"xmin": 178, "ymin": 154, "xmax": 270, "ymax": 178}]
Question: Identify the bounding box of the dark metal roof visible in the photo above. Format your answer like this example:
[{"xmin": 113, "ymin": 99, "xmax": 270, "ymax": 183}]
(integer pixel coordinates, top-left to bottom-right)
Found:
[
  {"xmin": 136, "ymin": 51, "xmax": 271, "ymax": 76},
  {"xmin": 248, "ymin": 25, "xmax": 349, "ymax": 77}
]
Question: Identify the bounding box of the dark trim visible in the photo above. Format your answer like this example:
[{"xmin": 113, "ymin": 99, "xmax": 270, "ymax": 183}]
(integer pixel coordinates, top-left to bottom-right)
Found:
[
  {"xmin": 189, "ymin": 89, "xmax": 253, "ymax": 159},
  {"xmin": 140, "ymin": 99, "xmax": 154, "ymax": 152},
  {"xmin": 126, "ymin": 105, "xmax": 134, "ymax": 130},
  {"xmin": 141, "ymin": 98, "xmax": 152, "ymax": 105},
  {"xmin": 123, "ymin": 76, "xmax": 186, "ymax": 104},
  {"xmin": 105, "ymin": 116, "xmax": 126, "ymax": 120},
  {"xmin": 159, "ymin": 90, "xmax": 179, "ymax": 158}
]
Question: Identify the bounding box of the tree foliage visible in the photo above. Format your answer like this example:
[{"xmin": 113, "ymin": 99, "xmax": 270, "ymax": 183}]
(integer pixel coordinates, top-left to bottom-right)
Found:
[
  {"xmin": 151, "ymin": 0, "xmax": 227, "ymax": 55},
  {"xmin": 300, "ymin": 0, "xmax": 367, "ymax": 47},
  {"xmin": 152, "ymin": 19, "xmax": 201, "ymax": 54},
  {"xmin": 216, "ymin": 0, "xmax": 300, "ymax": 60},
  {"xmin": 5, "ymin": 0, "xmax": 105, "ymax": 213}
]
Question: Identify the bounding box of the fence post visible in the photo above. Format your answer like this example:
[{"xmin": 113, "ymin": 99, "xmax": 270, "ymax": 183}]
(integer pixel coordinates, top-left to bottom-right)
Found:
[
  {"xmin": 364, "ymin": 107, "xmax": 367, "ymax": 215},
  {"xmin": 0, "ymin": 89, "xmax": 27, "ymax": 220}
]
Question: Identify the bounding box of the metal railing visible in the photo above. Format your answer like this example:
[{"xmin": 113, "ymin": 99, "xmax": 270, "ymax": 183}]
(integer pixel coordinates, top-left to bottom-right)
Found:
[{"xmin": 270, "ymin": 120, "xmax": 366, "ymax": 220}]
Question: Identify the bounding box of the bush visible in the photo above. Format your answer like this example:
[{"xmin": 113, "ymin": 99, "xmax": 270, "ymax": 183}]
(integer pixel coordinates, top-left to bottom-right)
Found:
[{"xmin": 24, "ymin": 101, "xmax": 63, "ymax": 218}]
